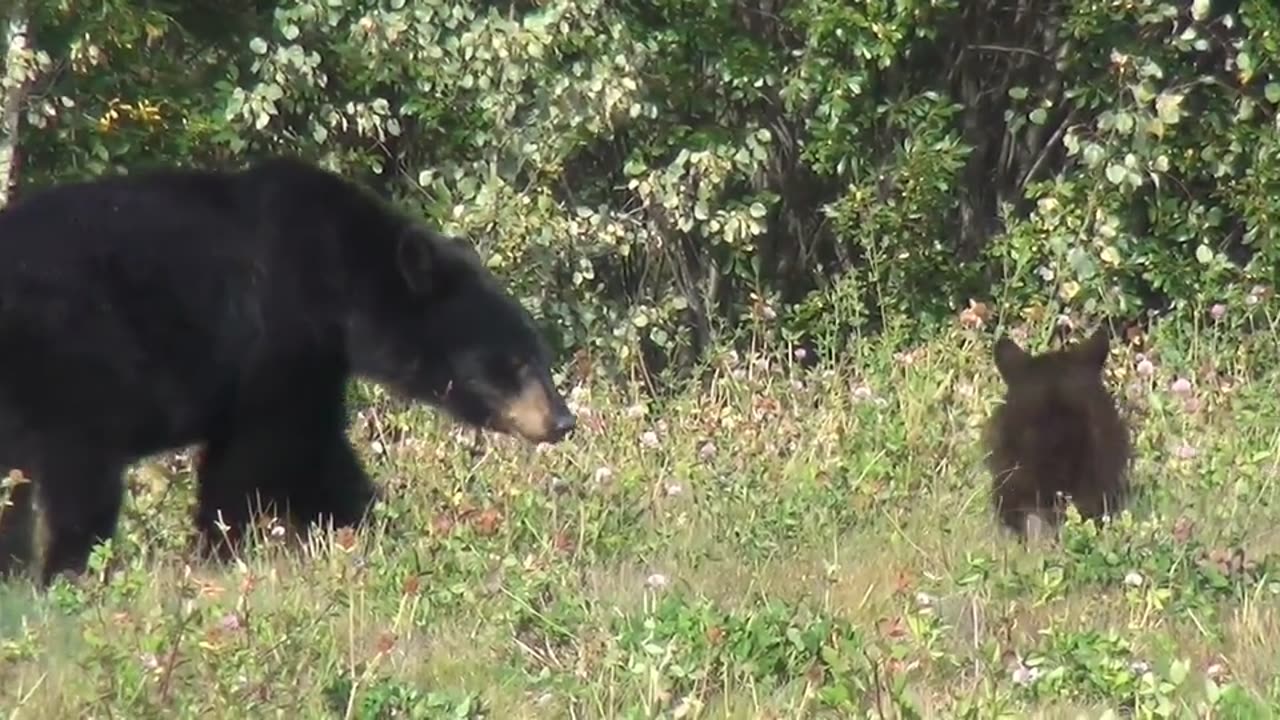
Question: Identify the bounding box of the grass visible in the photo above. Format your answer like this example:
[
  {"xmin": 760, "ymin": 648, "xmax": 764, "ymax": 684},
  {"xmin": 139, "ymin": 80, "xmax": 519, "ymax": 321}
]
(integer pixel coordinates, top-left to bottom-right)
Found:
[{"xmin": 2, "ymin": 314, "xmax": 1280, "ymax": 719}]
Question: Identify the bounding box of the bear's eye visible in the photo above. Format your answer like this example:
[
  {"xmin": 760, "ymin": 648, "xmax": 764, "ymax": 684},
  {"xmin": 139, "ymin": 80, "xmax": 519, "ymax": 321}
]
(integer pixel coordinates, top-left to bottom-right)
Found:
[{"xmin": 488, "ymin": 355, "xmax": 527, "ymax": 378}]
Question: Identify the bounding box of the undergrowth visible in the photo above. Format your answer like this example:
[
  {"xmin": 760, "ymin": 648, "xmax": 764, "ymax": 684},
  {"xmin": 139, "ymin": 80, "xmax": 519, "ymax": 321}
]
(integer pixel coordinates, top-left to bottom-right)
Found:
[{"xmin": 2, "ymin": 314, "xmax": 1280, "ymax": 719}]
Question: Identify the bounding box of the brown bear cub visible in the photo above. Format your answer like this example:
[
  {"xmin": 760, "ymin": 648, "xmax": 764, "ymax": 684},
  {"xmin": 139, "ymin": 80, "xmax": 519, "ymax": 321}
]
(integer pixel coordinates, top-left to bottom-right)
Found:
[{"xmin": 983, "ymin": 327, "xmax": 1131, "ymax": 541}]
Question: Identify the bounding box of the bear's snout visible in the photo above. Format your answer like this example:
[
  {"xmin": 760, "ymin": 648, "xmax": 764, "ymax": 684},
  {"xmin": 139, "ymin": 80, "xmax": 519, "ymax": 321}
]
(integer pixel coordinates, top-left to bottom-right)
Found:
[{"xmin": 497, "ymin": 376, "xmax": 576, "ymax": 444}]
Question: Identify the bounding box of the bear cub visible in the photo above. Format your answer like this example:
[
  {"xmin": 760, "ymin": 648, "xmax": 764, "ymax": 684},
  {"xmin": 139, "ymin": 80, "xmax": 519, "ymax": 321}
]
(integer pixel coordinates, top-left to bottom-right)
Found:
[
  {"xmin": 983, "ymin": 327, "xmax": 1131, "ymax": 541},
  {"xmin": 0, "ymin": 156, "xmax": 575, "ymax": 586}
]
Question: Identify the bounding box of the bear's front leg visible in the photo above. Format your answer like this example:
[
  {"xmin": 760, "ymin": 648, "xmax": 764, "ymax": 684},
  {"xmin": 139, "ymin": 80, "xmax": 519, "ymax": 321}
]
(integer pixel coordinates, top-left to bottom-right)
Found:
[
  {"xmin": 284, "ymin": 432, "xmax": 380, "ymax": 538},
  {"xmin": 193, "ymin": 384, "xmax": 379, "ymax": 561}
]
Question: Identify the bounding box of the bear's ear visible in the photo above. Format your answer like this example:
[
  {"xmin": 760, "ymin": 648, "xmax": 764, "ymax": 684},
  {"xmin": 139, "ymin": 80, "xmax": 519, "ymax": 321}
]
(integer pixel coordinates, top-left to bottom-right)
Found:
[
  {"xmin": 445, "ymin": 234, "xmax": 483, "ymax": 262},
  {"xmin": 993, "ymin": 336, "xmax": 1029, "ymax": 381},
  {"xmin": 1074, "ymin": 326, "xmax": 1110, "ymax": 369},
  {"xmin": 395, "ymin": 230, "xmax": 441, "ymax": 295}
]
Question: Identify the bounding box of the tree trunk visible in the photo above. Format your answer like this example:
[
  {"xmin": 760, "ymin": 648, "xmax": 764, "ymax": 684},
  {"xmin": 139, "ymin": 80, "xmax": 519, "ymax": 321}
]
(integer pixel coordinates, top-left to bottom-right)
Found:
[{"xmin": 0, "ymin": 3, "xmax": 32, "ymax": 209}]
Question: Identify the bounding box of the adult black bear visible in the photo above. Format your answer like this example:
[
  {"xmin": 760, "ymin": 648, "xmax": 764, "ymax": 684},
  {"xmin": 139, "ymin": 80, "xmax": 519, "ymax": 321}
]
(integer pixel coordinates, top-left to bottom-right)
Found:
[
  {"xmin": 983, "ymin": 327, "xmax": 1131, "ymax": 541},
  {"xmin": 0, "ymin": 157, "xmax": 576, "ymax": 586}
]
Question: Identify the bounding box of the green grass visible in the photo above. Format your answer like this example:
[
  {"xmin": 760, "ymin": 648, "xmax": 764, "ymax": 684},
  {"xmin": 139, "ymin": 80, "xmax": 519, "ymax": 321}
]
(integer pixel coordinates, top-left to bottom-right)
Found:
[{"xmin": 2, "ymin": 319, "xmax": 1280, "ymax": 719}]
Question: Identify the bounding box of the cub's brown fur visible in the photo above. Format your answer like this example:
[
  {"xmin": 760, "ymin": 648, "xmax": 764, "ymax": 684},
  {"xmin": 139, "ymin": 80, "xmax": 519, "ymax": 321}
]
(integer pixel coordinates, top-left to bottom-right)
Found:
[{"xmin": 983, "ymin": 327, "xmax": 1131, "ymax": 540}]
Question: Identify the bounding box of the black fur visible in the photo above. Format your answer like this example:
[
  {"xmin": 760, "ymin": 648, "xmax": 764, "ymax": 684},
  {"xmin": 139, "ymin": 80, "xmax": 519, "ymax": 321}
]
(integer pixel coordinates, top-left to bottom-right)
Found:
[
  {"xmin": 0, "ymin": 156, "xmax": 575, "ymax": 585},
  {"xmin": 983, "ymin": 327, "xmax": 1131, "ymax": 540}
]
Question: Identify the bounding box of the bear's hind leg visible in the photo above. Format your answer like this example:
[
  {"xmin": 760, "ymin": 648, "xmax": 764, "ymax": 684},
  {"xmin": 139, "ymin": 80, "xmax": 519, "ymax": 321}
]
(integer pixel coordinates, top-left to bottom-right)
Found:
[
  {"xmin": 35, "ymin": 452, "xmax": 126, "ymax": 586},
  {"xmin": 0, "ymin": 480, "xmax": 36, "ymax": 579}
]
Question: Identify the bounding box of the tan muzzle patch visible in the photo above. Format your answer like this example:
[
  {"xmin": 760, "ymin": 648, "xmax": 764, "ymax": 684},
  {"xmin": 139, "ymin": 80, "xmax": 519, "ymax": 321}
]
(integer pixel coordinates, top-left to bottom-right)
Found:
[{"xmin": 498, "ymin": 375, "xmax": 559, "ymax": 442}]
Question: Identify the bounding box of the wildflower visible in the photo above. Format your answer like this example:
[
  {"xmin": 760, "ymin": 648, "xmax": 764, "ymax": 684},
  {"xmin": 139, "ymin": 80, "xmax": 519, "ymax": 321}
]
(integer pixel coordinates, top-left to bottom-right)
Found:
[
  {"xmin": 793, "ymin": 347, "xmax": 807, "ymax": 361},
  {"xmin": 640, "ymin": 430, "xmax": 660, "ymax": 449},
  {"xmin": 402, "ymin": 575, "xmax": 421, "ymax": 596},
  {"xmin": 645, "ymin": 572, "xmax": 669, "ymax": 590},
  {"xmin": 473, "ymin": 508, "xmax": 503, "ymax": 536},
  {"xmin": 335, "ymin": 526, "xmax": 358, "ymax": 552},
  {"xmin": 593, "ymin": 466, "xmax": 614, "ymax": 484},
  {"xmin": 1172, "ymin": 516, "xmax": 1195, "ymax": 542},
  {"xmin": 959, "ymin": 299, "xmax": 990, "ymax": 329},
  {"xmin": 1136, "ymin": 357, "xmax": 1155, "ymax": 377},
  {"xmin": 567, "ymin": 385, "xmax": 591, "ymax": 416},
  {"xmin": 431, "ymin": 513, "xmax": 455, "ymax": 536},
  {"xmin": 1011, "ymin": 663, "xmax": 1041, "ymax": 686},
  {"xmin": 1170, "ymin": 377, "xmax": 1192, "ymax": 396},
  {"xmin": 852, "ymin": 384, "xmax": 874, "ymax": 402},
  {"xmin": 1210, "ymin": 303, "xmax": 1227, "ymax": 321},
  {"xmin": 699, "ymin": 442, "xmax": 717, "ymax": 460},
  {"xmin": 218, "ymin": 613, "xmax": 242, "ymax": 632},
  {"xmin": 1174, "ymin": 443, "xmax": 1198, "ymax": 460},
  {"xmin": 664, "ymin": 482, "xmax": 684, "ymax": 497},
  {"xmin": 1123, "ymin": 571, "xmax": 1144, "ymax": 587},
  {"xmin": 624, "ymin": 404, "xmax": 648, "ymax": 420}
]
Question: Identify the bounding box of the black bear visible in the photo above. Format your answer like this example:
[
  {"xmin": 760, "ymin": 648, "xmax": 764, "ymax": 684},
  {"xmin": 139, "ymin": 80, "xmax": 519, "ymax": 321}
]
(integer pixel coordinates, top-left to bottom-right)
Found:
[
  {"xmin": 0, "ymin": 156, "xmax": 576, "ymax": 586},
  {"xmin": 983, "ymin": 327, "xmax": 1131, "ymax": 541}
]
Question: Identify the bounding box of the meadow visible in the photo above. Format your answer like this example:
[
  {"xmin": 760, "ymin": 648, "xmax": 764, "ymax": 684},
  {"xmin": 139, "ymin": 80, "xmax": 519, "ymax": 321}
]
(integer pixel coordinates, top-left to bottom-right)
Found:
[{"xmin": 1, "ymin": 309, "xmax": 1278, "ymax": 719}]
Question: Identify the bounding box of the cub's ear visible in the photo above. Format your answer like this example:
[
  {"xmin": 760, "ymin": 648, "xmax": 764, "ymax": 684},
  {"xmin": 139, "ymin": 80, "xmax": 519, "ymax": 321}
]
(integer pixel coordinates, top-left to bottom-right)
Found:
[
  {"xmin": 1074, "ymin": 326, "xmax": 1111, "ymax": 369},
  {"xmin": 993, "ymin": 336, "xmax": 1029, "ymax": 381}
]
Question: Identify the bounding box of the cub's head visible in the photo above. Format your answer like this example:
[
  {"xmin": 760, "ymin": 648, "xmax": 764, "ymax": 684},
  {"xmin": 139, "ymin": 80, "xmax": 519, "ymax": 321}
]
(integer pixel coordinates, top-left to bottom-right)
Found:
[{"xmin": 993, "ymin": 326, "xmax": 1113, "ymax": 411}]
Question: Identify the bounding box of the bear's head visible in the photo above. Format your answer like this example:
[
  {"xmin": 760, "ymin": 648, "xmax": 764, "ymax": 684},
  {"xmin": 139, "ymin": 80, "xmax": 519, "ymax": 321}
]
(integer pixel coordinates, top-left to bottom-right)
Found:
[
  {"xmin": 349, "ymin": 226, "xmax": 577, "ymax": 445},
  {"xmin": 992, "ymin": 326, "xmax": 1113, "ymax": 413}
]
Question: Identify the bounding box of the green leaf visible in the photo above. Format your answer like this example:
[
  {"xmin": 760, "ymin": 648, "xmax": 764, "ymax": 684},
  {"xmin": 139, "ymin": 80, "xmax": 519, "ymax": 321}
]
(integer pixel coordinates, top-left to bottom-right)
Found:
[
  {"xmin": 1265, "ymin": 83, "xmax": 1280, "ymax": 104},
  {"xmin": 1237, "ymin": 51, "xmax": 1254, "ymax": 80},
  {"xmin": 1155, "ymin": 92, "xmax": 1184, "ymax": 124},
  {"xmin": 1105, "ymin": 164, "xmax": 1127, "ymax": 185},
  {"xmin": 1083, "ymin": 143, "xmax": 1105, "ymax": 167},
  {"xmin": 249, "ymin": 37, "xmax": 268, "ymax": 54},
  {"xmin": 748, "ymin": 202, "xmax": 767, "ymax": 218},
  {"xmin": 1029, "ymin": 108, "xmax": 1047, "ymax": 125},
  {"xmin": 1195, "ymin": 244, "xmax": 1214, "ymax": 264}
]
